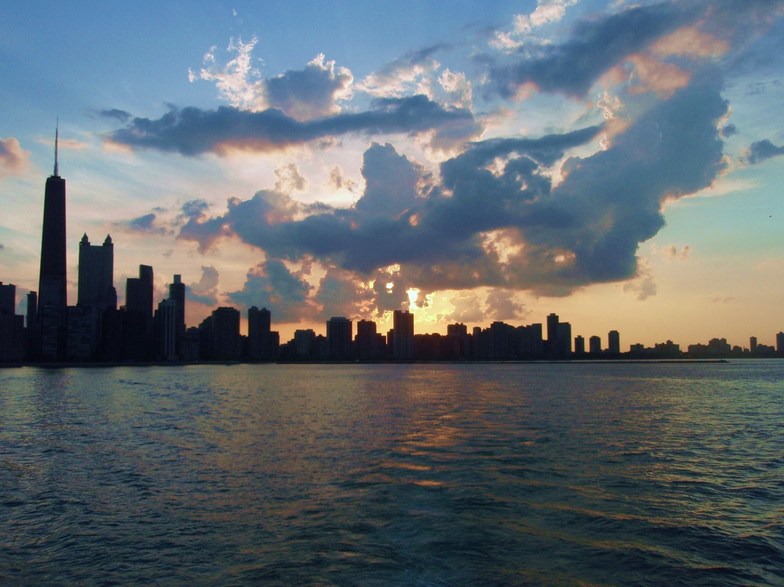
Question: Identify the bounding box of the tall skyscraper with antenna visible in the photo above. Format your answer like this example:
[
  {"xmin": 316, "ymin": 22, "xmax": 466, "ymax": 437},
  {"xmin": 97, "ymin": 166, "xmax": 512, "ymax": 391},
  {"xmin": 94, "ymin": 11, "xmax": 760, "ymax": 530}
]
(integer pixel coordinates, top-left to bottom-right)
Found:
[{"xmin": 36, "ymin": 125, "xmax": 68, "ymax": 359}]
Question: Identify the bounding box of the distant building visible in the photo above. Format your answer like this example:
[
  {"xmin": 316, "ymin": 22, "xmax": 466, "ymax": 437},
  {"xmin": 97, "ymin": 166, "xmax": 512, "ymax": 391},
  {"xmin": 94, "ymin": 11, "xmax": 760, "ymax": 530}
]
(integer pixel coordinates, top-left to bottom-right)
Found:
[
  {"xmin": 248, "ymin": 306, "xmax": 278, "ymax": 361},
  {"xmin": 0, "ymin": 283, "xmax": 24, "ymax": 362},
  {"xmin": 574, "ymin": 335, "xmax": 585, "ymax": 356},
  {"xmin": 556, "ymin": 322, "xmax": 572, "ymax": 358},
  {"xmin": 356, "ymin": 319, "xmax": 384, "ymax": 360},
  {"xmin": 169, "ymin": 274, "xmax": 186, "ymax": 357},
  {"xmin": 392, "ymin": 310, "xmax": 414, "ymax": 359},
  {"xmin": 78, "ymin": 234, "xmax": 115, "ymax": 310},
  {"xmin": 211, "ymin": 307, "xmax": 241, "ymax": 361},
  {"xmin": 589, "ymin": 335, "xmax": 602, "ymax": 355},
  {"xmin": 327, "ymin": 317, "xmax": 353, "ymax": 360},
  {"xmin": 293, "ymin": 329, "xmax": 316, "ymax": 359},
  {"xmin": 123, "ymin": 265, "xmax": 154, "ymax": 361},
  {"xmin": 156, "ymin": 298, "xmax": 178, "ymax": 361},
  {"xmin": 76, "ymin": 234, "xmax": 116, "ymax": 358},
  {"xmin": 608, "ymin": 330, "xmax": 620, "ymax": 355},
  {"xmin": 126, "ymin": 265, "xmax": 153, "ymax": 318},
  {"xmin": 777, "ymin": 332, "xmax": 784, "ymax": 356},
  {"xmin": 0, "ymin": 282, "xmax": 15, "ymax": 315}
]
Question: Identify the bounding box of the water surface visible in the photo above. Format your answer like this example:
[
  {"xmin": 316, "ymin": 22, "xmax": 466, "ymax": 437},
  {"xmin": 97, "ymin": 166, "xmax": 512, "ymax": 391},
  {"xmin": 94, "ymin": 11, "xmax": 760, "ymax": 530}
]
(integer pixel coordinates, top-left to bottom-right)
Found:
[{"xmin": 1, "ymin": 361, "xmax": 782, "ymax": 585}]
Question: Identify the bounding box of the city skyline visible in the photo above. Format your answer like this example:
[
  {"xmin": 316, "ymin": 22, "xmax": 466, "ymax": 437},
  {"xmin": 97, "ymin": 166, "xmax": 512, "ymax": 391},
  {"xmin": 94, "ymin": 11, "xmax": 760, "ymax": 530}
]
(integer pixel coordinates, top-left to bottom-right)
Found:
[{"xmin": 1, "ymin": 1, "xmax": 784, "ymax": 347}]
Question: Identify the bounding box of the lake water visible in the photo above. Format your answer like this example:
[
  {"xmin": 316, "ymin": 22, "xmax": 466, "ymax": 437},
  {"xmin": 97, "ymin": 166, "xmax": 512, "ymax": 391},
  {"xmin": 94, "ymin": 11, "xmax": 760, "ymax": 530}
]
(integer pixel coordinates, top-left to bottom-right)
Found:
[{"xmin": 1, "ymin": 361, "xmax": 782, "ymax": 585}]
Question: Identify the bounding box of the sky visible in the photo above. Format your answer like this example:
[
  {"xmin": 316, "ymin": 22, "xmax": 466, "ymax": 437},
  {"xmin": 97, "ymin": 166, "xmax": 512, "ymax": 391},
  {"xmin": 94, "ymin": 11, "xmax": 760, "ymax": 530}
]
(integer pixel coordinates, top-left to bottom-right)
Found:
[{"xmin": 1, "ymin": 0, "xmax": 783, "ymax": 349}]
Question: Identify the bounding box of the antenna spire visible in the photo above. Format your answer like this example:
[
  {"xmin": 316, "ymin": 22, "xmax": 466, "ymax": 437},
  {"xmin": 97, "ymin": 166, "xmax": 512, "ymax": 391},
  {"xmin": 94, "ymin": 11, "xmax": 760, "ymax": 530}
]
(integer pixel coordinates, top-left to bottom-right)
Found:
[{"xmin": 53, "ymin": 119, "xmax": 60, "ymax": 177}]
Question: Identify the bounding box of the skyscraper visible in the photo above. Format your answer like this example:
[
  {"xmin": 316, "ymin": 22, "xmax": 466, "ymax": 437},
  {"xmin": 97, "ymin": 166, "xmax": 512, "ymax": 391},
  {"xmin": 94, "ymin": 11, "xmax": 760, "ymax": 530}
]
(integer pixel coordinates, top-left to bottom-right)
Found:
[
  {"xmin": 169, "ymin": 274, "xmax": 185, "ymax": 357},
  {"xmin": 248, "ymin": 306, "xmax": 275, "ymax": 361},
  {"xmin": 78, "ymin": 234, "xmax": 115, "ymax": 311},
  {"xmin": 36, "ymin": 126, "xmax": 68, "ymax": 360},
  {"xmin": 126, "ymin": 265, "xmax": 153, "ymax": 318},
  {"xmin": 326, "ymin": 316, "xmax": 353, "ymax": 360},
  {"xmin": 608, "ymin": 330, "xmax": 620, "ymax": 355},
  {"xmin": 392, "ymin": 309, "xmax": 414, "ymax": 359}
]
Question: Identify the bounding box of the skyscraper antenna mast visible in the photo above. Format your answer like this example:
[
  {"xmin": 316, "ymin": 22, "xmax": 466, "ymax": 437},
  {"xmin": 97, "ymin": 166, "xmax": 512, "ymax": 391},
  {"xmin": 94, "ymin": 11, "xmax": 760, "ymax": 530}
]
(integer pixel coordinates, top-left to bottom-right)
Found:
[{"xmin": 54, "ymin": 118, "xmax": 59, "ymax": 177}]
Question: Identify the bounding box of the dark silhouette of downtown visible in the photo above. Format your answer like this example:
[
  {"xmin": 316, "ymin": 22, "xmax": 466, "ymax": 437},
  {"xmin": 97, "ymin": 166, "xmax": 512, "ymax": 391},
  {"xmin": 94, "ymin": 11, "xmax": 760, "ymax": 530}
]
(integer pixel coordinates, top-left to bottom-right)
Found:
[{"xmin": 1, "ymin": 134, "xmax": 783, "ymax": 365}]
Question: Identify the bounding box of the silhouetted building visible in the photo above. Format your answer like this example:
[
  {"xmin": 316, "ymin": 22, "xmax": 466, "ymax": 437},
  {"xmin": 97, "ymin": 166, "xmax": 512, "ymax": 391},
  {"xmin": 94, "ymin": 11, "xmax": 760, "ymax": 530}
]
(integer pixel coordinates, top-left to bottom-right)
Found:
[
  {"xmin": 547, "ymin": 313, "xmax": 572, "ymax": 358},
  {"xmin": 36, "ymin": 127, "xmax": 68, "ymax": 360},
  {"xmin": 518, "ymin": 323, "xmax": 544, "ymax": 358},
  {"xmin": 0, "ymin": 282, "xmax": 14, "ymax": 315},
  {"xmin": 66, "ymin": 305, "xmax": 93, "ymax": 360},
  {"xmin": 556, "ymin": 321, "xmax": 572, "ymax": 358},
  {"xmin": 169, "ymin": 274, "xmax": 186, "ymax": 357},
  {"xmin": 0, "ymin": 283, "xmax": 24, "ymax": 362},
  {"xmin": 78, "ymin": 234, "xmax": 115, "ymax": 309},
  {"xmin": 608, "ymin": 330, "xmax": 620, "ymax": 355},
  {"xmin": 156, "ymin": 298, "xmax": 178, "ymax": 361},
  {"xmin": 76, "ymin": 233, "xmax": 116, "ymax": 358},
  {"xmin": 126, "ymin": 265, "xmax": 153, "ymax": 318},
  {"xmin": 327, "ymin": 317, "xmax": 353, "ymax": 360},
  {"xmin": 248, "ymin": 306, "xmax": 278, "ymax": 361},
  {"xmin": 589, "ymin": 335, "xmax": 602, "ymax": 355},
  {"xmin": 211, "ymin": 307, "xmax": 241, "ymax": 361},
  {"xmin": 750, "ymin": 336, "xmax": 758, "ymax": 353},
  {"xmin": 356, "ymin": 319, "xmax": 384, "ymax": 360},
  {"xmin": 293, "ymin": 329, "xmax": 316, "ymax": 359},
  {"xmin": 447, "ymin": 323, "xmax": 470, "ymax": 359},
  {"xmin": 489, "ymin": 321, "xmax": 516, "ymax": 360},
  {"xmin": 688, "ymin": 337, "xmax": 731, "ymax": 357},
  {"xmin": 392, "ymin": 309, "xmax": 414, "ymax": 359},
  {"xmin": 574, "ymin": 335, "xmax": 585, "ymax": 356},
  {"xmin": 777, "ymin": 332, "xmax": 784, "ymax": 356}
]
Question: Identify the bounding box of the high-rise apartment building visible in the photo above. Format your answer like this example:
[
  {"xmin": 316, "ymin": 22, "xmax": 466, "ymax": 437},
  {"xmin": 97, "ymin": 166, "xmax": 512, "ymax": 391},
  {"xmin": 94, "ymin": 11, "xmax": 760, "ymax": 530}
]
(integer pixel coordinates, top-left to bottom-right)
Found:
[
  {"xmin": 608, "ymin": 330, "xmax": 620, "ymax": 355},
  {"xmin": 78, "ymin": 234, "xmax": 115, "ymax": 310},
  {"xmin": 392, "ymin": 310, "xmax": 414, "ymax": 359},
  {"xmin": 36, "ymin": 127, "xmax": 68, "ymax": 360},
  {"xmin": 327, "ymin": 316, "xmax": 353, "ymax": 360}
]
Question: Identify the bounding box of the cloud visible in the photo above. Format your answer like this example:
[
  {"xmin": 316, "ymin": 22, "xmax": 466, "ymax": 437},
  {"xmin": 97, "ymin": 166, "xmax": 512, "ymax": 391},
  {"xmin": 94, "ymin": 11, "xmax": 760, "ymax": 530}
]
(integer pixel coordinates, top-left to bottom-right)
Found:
[
  {"xmin": 106, "ymin": 95, "xmax": 479, "ymax": 156},
  {"xmin": 265, "ymin": 54, "xmax": 353, "ymax": 120},
  {"xmin": 490, "ymin": 2, "xmax": 690, "ymax": 98},
  {"xmin": 186, "ymin": 266, "xmax": 220, "ymax": 306},
  {"xmin": 0, "ymin": 137, "xmax": 30, "ymax": 179},
  {"xmin": 189, "ymin": 37, "xmax": 352, "ymax": 120},
  {"xmin": 623, "ymin": 258, "xmax": 658, "ymax": 301},
  {"xmin": 665, "ymin": 245, "xmax": 691, "ymax": 260},
  {"xmin": 491, "ymin": 0, "xmax": 579, "ymax": 52},
  {"xmin": 746, "ymin": 139, "xmax": 784, "ymax": 164},
  {"xmin": 169, "ymin": 68, "xmax": 728, "ymax": 303},
  {"xmin": 328, "ymin": 166, "xmax": 357, "ymax": 193},
  {"xmin": 313, "ymin": 266, "xmax": 373, "ymax": 320},
  {"xmin": 119, "ymin": 212, "xmax": 172, "ymax": 235},
  {"xmin": 227, "ymin": 259, "xmax": 315, "ymax": 323},
  {"xmin": 357, "ymin": 44, "xmax": 446, "ymax": 98},
  {"xmin": 721, "ymin": 123, "xmax": 737, "ymax": 138},
  {"xmin": 274, "ymin": 163, "xmax": 307, "ymax": 194},
  {"xmin": 485, "ymin": 289, "xmax": 528, "ymax": 321},
  {"xmin": 445, "ymin": 291, "xmax": 485, "ymax": 323},
  {"xmin": 96, "ymin": 109, "xmax": 132, "ymax": 122}
]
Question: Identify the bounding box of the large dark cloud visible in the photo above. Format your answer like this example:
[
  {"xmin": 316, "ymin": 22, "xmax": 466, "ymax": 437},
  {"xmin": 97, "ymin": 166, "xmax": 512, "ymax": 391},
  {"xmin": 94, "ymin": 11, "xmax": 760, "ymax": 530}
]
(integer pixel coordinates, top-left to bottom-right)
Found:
[
  {"xmin": 489, "ymin": 2, "xmax": 692, "ymax": 98},
  {"xmin": 227, "ymin": 259, "xmax": 314, "ymax": 322},
  {"xmin": 107, "ymin": 95, "xmax": 480, "ymax": 156},
  {"xmin": 175, "ymin": 70, "xmax": 728, "ymax": 305},
  {"xmin": 746, "ymin": 139, "xmax": 784, "ymax": 164}
]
